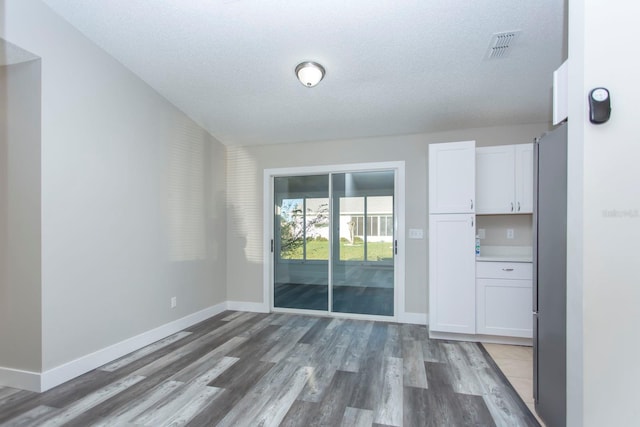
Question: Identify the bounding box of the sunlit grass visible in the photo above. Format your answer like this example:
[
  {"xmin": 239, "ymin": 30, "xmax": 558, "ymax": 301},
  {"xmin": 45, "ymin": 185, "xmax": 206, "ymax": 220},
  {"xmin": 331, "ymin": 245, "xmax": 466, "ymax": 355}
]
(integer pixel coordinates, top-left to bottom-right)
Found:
[{"xmin": 283, "ymin": 240, "xmax": 393, "ymax": 261}]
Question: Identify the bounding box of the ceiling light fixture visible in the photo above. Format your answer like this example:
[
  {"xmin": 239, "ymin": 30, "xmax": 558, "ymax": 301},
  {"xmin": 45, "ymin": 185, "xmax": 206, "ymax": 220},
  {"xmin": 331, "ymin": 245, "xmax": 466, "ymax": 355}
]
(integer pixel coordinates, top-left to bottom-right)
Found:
[{"xmin": 295, "ymin": 61, "xmax": 325, "ymax": 88}]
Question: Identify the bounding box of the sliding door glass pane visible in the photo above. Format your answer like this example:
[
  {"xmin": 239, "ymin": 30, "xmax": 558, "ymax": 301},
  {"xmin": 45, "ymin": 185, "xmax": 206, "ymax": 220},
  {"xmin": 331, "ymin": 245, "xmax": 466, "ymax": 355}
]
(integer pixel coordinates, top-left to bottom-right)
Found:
[
  {"xmin": 305, "ymin": 198, "xmax": 330, "ymax": 260},
  {"xmin": 332, "ymin": 171, "xmax": 395, "ymax": 316},
  {"xmin": 366, "ymin": 196, "xmax": 394, "ymax": 262},
  {"xmin": 339, "ymin": 197, "xmax": 364, "ymax": 261},
  {"xmin": 274, "ymin": 175, "xmax": 329, "ymax": 311}
]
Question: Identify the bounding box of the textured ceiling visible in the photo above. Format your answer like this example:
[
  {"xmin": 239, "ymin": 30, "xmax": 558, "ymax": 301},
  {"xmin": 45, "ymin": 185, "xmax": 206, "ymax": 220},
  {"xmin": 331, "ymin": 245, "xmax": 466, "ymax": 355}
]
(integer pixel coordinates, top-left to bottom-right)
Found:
[{"xmin": 42, "ymin": 0, "xmax": 566, "ymax": 146}]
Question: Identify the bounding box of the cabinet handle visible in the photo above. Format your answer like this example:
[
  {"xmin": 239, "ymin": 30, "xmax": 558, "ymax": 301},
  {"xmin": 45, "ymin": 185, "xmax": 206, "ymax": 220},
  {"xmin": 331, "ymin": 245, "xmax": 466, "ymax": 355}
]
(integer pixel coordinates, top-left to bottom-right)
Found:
[
  {"xmin": 471, "ymin": 217, "xmax": 474, "ymax": 227},
  {"xmin": 470, "ymin": 199, "xmax": 474, "ymax": 210},
  {"xmin": 511, "ymin": 202, "xmax": 514, "ymax": 212},
  {"xmin": 518, "ymin": 202, "xmax": 521, "ymax": 212},
  {"xmin": 502, "ymin": 268, "xmax": 514, "ymax": 271}
]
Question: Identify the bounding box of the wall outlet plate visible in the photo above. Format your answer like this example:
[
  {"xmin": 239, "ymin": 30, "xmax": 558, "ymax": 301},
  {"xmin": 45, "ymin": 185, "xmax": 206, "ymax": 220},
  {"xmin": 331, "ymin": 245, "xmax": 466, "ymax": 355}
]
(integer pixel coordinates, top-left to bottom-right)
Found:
[
  {"xmin": 171, "ymin": 297, "xmax": 177, "ymax": 308},
  {"xmin": 408, "ymin": 228, "xmax": 424, "ymax": 239},
  {"xmin": 507, "ymin": 229, "xmax": 515, "ymax": 239},
  {"xmin": 478, "ymin": 228, "xmax": 486, "ymax": 239}
]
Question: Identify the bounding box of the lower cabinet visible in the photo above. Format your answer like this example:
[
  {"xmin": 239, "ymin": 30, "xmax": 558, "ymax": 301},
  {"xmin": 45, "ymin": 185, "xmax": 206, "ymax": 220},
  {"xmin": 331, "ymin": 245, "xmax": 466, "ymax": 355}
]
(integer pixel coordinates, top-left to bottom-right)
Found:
[
  {"xmin": 428, "ymin": 214, "xmax": 476, "ymax": 334},
  {"xmin": 476, "ymin": 261, "xmax": 533, "ymax": 338}
]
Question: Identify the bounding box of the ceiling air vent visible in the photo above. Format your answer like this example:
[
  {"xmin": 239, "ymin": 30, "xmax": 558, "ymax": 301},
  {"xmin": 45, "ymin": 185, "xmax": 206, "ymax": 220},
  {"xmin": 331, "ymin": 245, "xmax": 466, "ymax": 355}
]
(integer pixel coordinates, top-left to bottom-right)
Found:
[{"xmin": 485, "ymin": 30, "xmax": 522, "ymax": 59}]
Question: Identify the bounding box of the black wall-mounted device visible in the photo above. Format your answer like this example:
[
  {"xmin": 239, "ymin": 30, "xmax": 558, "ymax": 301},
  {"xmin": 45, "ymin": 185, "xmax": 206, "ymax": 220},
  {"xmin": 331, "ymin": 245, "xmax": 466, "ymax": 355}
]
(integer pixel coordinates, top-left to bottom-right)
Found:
[{"xmin": 589, "ymin": 87, "xmax": 611, "ymax": 124}]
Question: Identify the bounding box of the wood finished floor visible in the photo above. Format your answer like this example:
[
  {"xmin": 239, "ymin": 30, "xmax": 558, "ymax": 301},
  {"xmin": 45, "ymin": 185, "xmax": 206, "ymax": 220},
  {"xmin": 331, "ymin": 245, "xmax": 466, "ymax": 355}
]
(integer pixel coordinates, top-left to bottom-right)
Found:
[{"xmin": 0, "ymin": 311, "xmax": 540, "ymax": 426}]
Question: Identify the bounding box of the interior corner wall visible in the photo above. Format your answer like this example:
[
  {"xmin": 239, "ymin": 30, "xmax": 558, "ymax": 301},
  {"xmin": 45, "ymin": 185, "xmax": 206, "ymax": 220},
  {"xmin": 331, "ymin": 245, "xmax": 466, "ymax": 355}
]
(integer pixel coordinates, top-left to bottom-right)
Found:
[
  {"xmin": 2, "ymin": 0, "xmax": 226, "ymax": 373},
  {"xmin": 568, "ymin": 1, "xmax": 640, "ymax": 425},
  {"xmin": 0, "ymin": 60, "xmax": 43, "ymax": 373},
  {"xmin": 226, "ymin": 122, "xmax": 549, "ymax": 315}
]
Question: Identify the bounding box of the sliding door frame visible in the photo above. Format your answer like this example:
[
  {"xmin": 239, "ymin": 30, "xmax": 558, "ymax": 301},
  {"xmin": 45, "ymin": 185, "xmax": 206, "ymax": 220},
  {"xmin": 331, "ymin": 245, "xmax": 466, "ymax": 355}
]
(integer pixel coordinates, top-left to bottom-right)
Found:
[{"xmin": 263, "ymin": 161, "xmax": 405, "ymax": 322}]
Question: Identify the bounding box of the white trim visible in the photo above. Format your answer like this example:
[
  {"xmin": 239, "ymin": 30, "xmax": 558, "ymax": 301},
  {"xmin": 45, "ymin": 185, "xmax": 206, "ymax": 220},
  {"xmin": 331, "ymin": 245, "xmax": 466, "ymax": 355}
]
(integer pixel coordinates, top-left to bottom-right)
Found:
[
  {"xmin": 395, "ymin": 163, "xmax": 406, "ymax": 321},
  {"xmin": 0, "ymin": 366, "xmax": 41, "ymax": 392},
  {"xmin": 272, "ymin": 306, "xmax": 399, "ymax": 323},
  {"xmin": 40, "ymin": 302, "xmax": 227, "ymax": 392},
  {"xmin": 265, "ymin": 161, "xmax": 405, "ymax": 177},
  {"xmin": 0, "ymin": 302, "xmax": 226, "ymax": 392},
  {"xmin": 226, "ymin": 300, "xmax": 269, "ymax": 313},
  {"xmin": 398, "ymin": 312, "xmax": 428, "ymax": 325},
  {"xmin": 263, "ymin": 161, "xmax": 406, "ymax": 322},
  {"xmin": 429, "ymin": 330, "xmax": 533, "ymax": 346},
  {"xmin": 263, "ymin": 168, "xmax": 273, "ymax": 313},
  {"xmin": 1, "ymin": 300, "xmax": 432, "ymax": 393}
]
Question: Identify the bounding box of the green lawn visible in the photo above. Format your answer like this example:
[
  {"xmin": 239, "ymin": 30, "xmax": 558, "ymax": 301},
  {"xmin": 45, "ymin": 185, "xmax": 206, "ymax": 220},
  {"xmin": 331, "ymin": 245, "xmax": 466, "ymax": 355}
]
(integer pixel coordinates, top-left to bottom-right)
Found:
[{"xmin": 283, "ymin": 240, "xmax": 394, "ymax": 261}]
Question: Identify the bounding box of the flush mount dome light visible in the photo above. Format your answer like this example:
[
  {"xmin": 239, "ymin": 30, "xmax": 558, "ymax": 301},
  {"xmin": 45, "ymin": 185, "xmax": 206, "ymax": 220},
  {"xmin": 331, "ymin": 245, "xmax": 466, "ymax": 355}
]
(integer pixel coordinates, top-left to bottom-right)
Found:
[{"xmin": 295, "ymin": 61, "xmax": 325, "ymax": 87}]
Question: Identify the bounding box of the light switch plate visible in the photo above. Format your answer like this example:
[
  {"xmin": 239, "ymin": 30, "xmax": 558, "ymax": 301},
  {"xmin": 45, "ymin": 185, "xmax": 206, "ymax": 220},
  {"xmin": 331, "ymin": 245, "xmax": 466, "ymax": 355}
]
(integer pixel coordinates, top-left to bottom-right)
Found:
[{"xmin": 408, "ymin": 228, "xmax": 424, "ymax": 239}]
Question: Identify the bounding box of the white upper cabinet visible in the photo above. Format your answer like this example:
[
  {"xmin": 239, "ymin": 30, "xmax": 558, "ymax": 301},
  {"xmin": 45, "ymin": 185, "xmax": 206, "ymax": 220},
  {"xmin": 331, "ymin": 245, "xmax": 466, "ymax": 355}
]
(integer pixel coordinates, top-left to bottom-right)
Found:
[
  {"xmin": 429, "ymin": 141, "xmax": 476, "ymax": 214},
  {"xmin": 476, "ymin": 143, "xmax": 533, "ymax": 214},
  {"xmin": 475, "ymin": 146, "xmax": 515, "ymax": 214}
]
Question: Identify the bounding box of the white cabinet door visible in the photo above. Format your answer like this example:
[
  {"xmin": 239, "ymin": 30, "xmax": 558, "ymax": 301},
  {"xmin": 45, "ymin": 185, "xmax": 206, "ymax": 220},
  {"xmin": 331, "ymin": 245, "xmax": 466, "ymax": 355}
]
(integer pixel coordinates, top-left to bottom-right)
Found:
[
  {"xmin": 429, "ymin": 141, "xmax": 475, "ymax": 214},
  {"xmin": 429, "ymin": 214, "xmax": 476, "ymax": 334},
  {"xmin": 475, "ymin": 143, "xmax": 534, "ymax": 214},
  {"xmin": 476, "ymin": 261, "xmax": 533, "ymax": 338},
  {"xmin": 515, "ymin": 144, "xmax": 534, "ymax": 213},
  {"xmin": 476, "ymin": 146, "xmax": 515, "ymax": 214}
]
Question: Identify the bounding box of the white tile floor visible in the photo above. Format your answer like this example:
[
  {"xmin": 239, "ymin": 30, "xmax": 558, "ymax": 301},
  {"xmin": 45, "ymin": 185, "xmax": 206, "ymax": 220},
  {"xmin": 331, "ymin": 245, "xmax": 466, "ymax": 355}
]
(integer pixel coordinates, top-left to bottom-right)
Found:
[{"xmin": 482, "ymin": 343, "xmax": 545, "ymax": 426}]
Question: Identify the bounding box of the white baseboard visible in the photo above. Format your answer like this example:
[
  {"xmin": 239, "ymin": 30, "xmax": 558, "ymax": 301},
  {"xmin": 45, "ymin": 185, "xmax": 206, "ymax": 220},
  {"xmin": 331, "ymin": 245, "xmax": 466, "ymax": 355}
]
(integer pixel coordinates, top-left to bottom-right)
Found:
[
  {"xmin": 226, "ymin": 300, "xmax": 269, "ymax": 313},
  {"xmin": 0, "ymin": 302, "xmax": 227, "ymax": 393},
  {"xmin": 0, "ymin": 366, "xmax": 41, "ymax": 392},
  {"xmin": 398, "ymin": 312, "xmax": 428, "ymax": 325},
  {"xmin": 1, "ymin": 302, "xmax": 432, "ymax": 393},
  {"xmin": 429, "ymin": 330, "xmax": 533, "ymax": 346}
]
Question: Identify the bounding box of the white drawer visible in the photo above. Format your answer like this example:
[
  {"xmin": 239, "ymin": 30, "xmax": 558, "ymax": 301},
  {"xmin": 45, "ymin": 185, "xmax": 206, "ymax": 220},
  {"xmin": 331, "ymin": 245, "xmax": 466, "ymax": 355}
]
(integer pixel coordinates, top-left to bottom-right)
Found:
[{"xmin": 476, "ymin": 261, "xmax": 532, "ymax": 279}]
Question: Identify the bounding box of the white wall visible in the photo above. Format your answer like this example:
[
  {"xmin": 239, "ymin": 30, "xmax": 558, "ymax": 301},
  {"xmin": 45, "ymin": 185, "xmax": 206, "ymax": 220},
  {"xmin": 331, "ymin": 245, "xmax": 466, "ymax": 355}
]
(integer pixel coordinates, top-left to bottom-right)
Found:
[
  {"xmin": 0, "ymin": 60, "xmax": 42, "ymax": 372},
  {"xmin": 476, "ymin": 215, "xmax": 532, "ymax": 247},
  {"xmin": 567, "ymin": 1, "xmax": 640, "ymax": 425},
  {"xmin": 2, "ymin": 0, "xmax": 227, "ymax": 376},
  {"xmin": 227, "ymin": 123, "xmax": 549, "ymax": 315}
]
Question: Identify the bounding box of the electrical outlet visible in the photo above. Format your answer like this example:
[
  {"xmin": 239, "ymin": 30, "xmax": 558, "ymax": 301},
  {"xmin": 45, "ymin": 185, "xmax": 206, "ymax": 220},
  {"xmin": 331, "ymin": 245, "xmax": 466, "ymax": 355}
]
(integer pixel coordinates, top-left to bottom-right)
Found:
[
  {"xmin": 408, "ymin": 228, "xmax": 424, "ymax": 239},
  {"xmin": 171, "ymin": 297, "xmax": 177, "ymax": 308},
  {"xmin": 507, "ymin": 229, "xmax": 515, "ymax": 239},
  {"xmin": 478, "ymin": 228, "xmax": 486, "ymax": 239}
]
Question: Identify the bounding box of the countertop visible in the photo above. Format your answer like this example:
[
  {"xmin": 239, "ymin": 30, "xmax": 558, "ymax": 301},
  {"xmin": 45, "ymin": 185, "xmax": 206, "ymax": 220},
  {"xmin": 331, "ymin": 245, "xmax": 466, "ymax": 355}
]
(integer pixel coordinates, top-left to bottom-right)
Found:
[{"xmin": 476, "ymin": 245, "xmax": 533, "ymax": 263}]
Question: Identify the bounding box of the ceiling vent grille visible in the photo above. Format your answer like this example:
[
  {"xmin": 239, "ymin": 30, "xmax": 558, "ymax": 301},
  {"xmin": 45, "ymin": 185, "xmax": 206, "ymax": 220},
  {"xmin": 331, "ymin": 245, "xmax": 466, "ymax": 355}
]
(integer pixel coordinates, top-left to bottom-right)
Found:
[{"xmin": 485, "ymin": 30, "xmax": 522, "ymax": 59}]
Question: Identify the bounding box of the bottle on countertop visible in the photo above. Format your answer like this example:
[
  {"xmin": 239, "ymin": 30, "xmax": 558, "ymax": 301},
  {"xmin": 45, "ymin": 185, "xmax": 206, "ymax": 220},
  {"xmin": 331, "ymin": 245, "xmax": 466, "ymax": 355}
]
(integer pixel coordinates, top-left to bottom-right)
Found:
[{"xmin": 475, "ymin": 235, "xmax": 481, "ymax": 256}]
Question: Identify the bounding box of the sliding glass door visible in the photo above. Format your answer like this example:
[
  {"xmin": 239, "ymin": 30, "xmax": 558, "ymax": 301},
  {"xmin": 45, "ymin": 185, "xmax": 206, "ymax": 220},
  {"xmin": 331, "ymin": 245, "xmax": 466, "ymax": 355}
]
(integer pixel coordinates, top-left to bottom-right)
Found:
[
  {"xmin": 273, "ymin": 175, "xmax": 330, "ymax": 311},
  {"xmin": 332, "ymin": 171, "xmax": 395, "ymax": 316},
  {"xmin": 273, "ymin": 169, "xmax": 395, "ymax": 317}
]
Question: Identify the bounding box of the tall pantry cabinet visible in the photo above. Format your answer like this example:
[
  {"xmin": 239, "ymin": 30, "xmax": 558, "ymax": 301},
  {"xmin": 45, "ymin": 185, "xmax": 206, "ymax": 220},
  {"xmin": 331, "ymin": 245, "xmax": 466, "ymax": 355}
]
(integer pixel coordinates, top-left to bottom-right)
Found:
[{"xmin": 428, "ymin": 141, "xmax": 476, "ymax": 334}]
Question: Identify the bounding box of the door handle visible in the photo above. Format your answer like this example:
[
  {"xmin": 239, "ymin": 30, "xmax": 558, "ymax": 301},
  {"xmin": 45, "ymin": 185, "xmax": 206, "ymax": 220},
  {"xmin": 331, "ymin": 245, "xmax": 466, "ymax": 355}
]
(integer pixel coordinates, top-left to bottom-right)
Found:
[
  {"xmin": 394, "ymin": 240, "xmax": 398, "ymax": 255},
  {"xmin": 502, "ymin": 268, "xmax": 514, "ymax": 271}
]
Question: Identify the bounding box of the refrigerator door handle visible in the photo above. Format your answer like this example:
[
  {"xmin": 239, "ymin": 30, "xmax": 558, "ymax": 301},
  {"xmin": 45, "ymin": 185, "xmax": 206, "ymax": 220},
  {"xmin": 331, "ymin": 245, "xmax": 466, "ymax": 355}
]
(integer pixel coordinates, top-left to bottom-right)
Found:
[
  {"xmin": 533, "ymin": 312, "xmax": 539, "ymax": 402},
  {"xmin": 532, "ymin": 137, "xmax": 540, "ymax": 313}
]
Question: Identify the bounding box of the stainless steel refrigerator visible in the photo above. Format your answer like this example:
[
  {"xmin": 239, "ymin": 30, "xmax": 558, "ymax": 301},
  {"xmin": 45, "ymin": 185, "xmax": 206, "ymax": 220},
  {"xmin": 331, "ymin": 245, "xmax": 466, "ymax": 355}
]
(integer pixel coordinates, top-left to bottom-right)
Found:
[{"xmin": 533, "ymin": 123, "xmax": 567, "ymax": 426}]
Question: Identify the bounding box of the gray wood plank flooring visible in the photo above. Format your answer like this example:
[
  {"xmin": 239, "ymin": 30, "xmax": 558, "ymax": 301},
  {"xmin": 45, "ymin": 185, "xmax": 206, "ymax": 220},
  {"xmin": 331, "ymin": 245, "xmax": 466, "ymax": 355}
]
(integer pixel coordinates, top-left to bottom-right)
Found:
[{"xmin": 0, "ymin": 311, "xmax": 540, "ymax": 426}]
